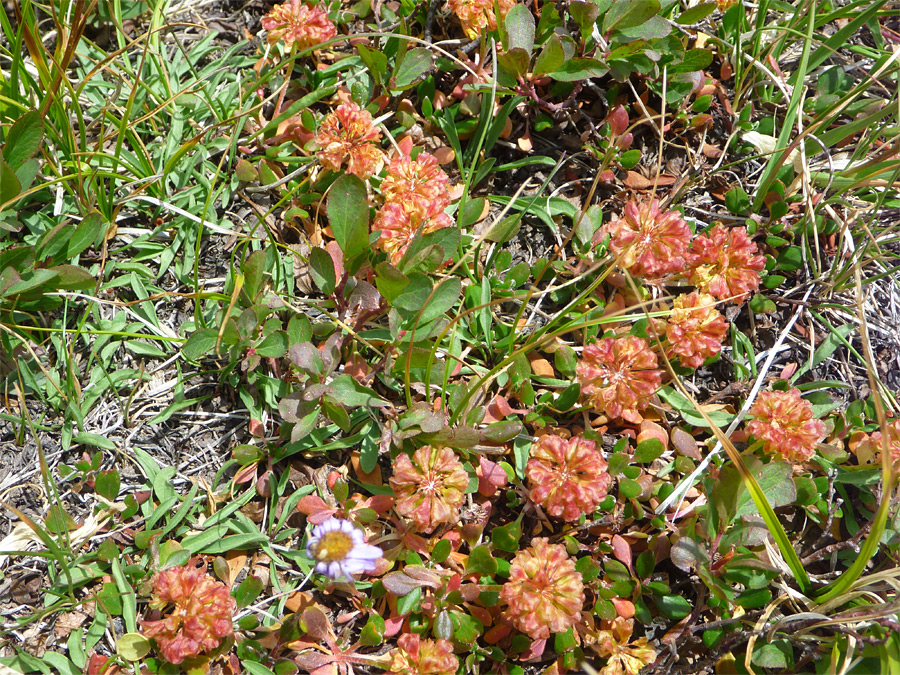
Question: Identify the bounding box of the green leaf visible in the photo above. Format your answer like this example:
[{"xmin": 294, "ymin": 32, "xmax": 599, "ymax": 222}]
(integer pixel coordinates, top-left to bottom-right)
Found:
[
  {"xmin": 94, "ymin": 470, "xmax": 120, "ymax": 501},
  {"xmin": 357, "ymin": 43, "xmax": 388, "ymax": 84},
  {"xmin": 458, "ymin": 197, "xmax": 486, "ymax": 228},
  {"xmin": 569, "ymin": 0, "xmax": 600, "ymax": 35},
  {"xmin": 634, "ymin": 438, "xmax": 665, "ymax": 463},
  {"xmin": 505, "ymin": 4, "xmax": 536, "ymax": 55},
  {"xmin": 183, "ymin": 328, "xmax": 219, "ymax": 361},
  {"xmin": 492, "ymin": 520, "xmax": 522, "ymax": 553},
  {"xmin": 735, "ymin": 460, "xmax": 797, "ymax": 518},
  {"xmin": 466, "ymin": 545, "xmax": 499, "ymax": 575},
  {"xmin": 669, "ymin": 47, "xmax": 714, "ymax": 73},
  {"xmin": 308, "ymin": 247, "xmax": 336, "ymax": 295},
  {"xmin": 392, "ymin": 48, "xmax": 433, "ymax": 90},
  {"xmin": 419, "ymin": 277, "xmax": 461, "ymax": 325},
  {"xmin": 393, "ymin": 273, "xmax": 433, "ymax": 316},
  {"xmin": 656, "ymin": 593, "xmax": 691, "ymax": 620},
  {"xmin": 242, "ymin": 250, "xmax": 267, "ymax": 302},
  {"xmin": 68, "ymin": 212, "xmax": 103, "ymax": 260},
  {"xmin": 396, "ymin": 587, "xmax": 422, "ymax": 615},
  {"xmin": 359, "ymin": 614, "xmax": 386, "ymax": 646},
  {"xmin": 3, "ymin": 110, "xmax": 44, "ymax": 171},
  {"xmin": 725, "ymin": 186, "xmax": 750, "ymax": 215},
  {"xmin": 234, "ymin": 575, "xmax": 264, "ymax": 608},
  {"xmin": 116, "ymin": 633, "xmax": 152, "ymax": 661},
  {"xmin": 602, "ymin": 0, "xmax": 660, "ymax": 33},
  {"xmin": 432, "ymin": 538, "xmax": 452, "ymax": 563},
  {"xmin": 0, "ymin": 157, "xmax": 22, "ymax": 205},
  {"xmin": 327, "ymin": 174, "xmax": 370, "ymax": 267},
  {"xmin": 329, "ymin": 374, "xmax": 388, "ymax": 407},
  {"xmin": 498, "ymin": 48, "xmax": 531, "ymax": 80},
  {"xmin": 72, "ymin": 432, "xmax": 116, "ymax": 450},
  {"xmin": 255, "ymin": 331, "xmax": 288, "ymax": 358},
  {"xmin": 676, "ymin": 2, "xmax": 715, "ymax": 23},
  {"xmin": 533, "ymin": 34, "xmax": 566, "ymax": 78},
  {"xmin": 549, "ymin": 58, "xmax": 609, "ymax": 82},
  {"xmin": 616, "ymin": 14, "xmax": 671, "ymax": 39},
  {"xmin": 752, "ymin": 641, "xmax": 791, "ymax": 669},
  {"xmin": 374, "ymin": 262, "xmax": 409, "ymax": 304}
]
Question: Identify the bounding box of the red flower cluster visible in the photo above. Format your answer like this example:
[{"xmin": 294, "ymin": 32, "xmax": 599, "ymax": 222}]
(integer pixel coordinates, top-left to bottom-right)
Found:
[
  {"xmin": 526, "ymin": 433, "xmax": 611, "ymax": 521},
  {"xmin": 500, "ymin": 538, "xmax": 585, "ymax": 639},
  {"xmin": 261, "ymin": 0, "xmax": 337, "ymax": 50},
  {"xmin": 141, "ymin": 558, "xmax": 235, "ymax": 665},
  {"xmin": 315, "ymin": 102, "xmax": 384, "ymax": 179},
  {"xmin": 576, "ymin": 336, "xmax": 663, "ymax": 423},
  {"xmin": 375, "ymin": 149, "xmax": 452, "ymax": 264},
  {"xmin": 603, "ymin": 200, "xmax": 692, "ymax": 279},
  {"xmin": 388, "ymin": 633, "xmax": 458, "ymax": 674},
  {"xmin": 746, "ymin": 388, "xmax": 826, "ymax": 462},
  {"xmin": 688, "ymin": 224, "xmax": 765, "ymax": 304},
  {"xmin": 665, "ymin": 292, "xmax": 728, "ymax": 369},
  {"xmin": 447, "ymin": 0, "xmax": 517, "ymax": 38},
  {"xmin": 389, "ymin": 445, "xmax": 469, "ymax": 533}
]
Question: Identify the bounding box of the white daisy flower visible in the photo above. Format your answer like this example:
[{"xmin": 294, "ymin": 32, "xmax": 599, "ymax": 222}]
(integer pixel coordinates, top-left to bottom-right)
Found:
[{"xmin": 306, "ymin": 517, "xmax": 383, "ymax": 580}]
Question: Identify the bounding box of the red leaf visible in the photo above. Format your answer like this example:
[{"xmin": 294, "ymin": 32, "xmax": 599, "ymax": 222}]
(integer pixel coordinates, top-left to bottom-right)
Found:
[{"xmin": 611, "ymin": 534, "xmax": 632, "ymax": 571}]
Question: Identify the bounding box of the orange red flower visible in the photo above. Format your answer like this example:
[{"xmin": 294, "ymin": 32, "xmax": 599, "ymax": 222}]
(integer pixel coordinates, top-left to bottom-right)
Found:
[
  {"xmin": 576, "ymin": 336, "xmax": 663, "ymax": 423},
  {"xmin": 688, "ymin": 224, "xmax": 765, "ymax": 304},
  {"xmin": 746, "ymin": 388, "xmax": 826, "ymax": 462},
  {"xmin": 261, "ymin": 0, "xmax": 337, "ymax": 50},
  {"xmin": 665, "ymin": 292, "xmax": 728, "ymax": 369},
  {"xmin": 315, "ymin": 102, "xmax": 384, "ymax": 179},
  {"xmin": 603, "ymin": 200, "xmax": 692, "ymax": 279},
  {"xmin": 388, "ymin": 633, "xmax": 458, "ymax": 675},
  {"xmin": 500, "ymin": 538, "xmax": 585, "ymax": 640},
  {"xmin": 527, "ymin": 433, "xmax": 611, "ymax": 521},
  {"xmin": 140, "ymin": 558, "xmax": 235, "ymax": 665},
  {"xmin": 389, "ymin": 445, "xmax": 470, "ymax": 533},
  {"xmin": 447, "ymin": 0, "xmax": 517, "ymax": 39}
]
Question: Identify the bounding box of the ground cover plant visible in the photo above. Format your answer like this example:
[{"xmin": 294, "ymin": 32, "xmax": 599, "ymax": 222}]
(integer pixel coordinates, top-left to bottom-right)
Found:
[{"xmin": 2, "ymin": 0, "xmax": 900, "ymax": 671}]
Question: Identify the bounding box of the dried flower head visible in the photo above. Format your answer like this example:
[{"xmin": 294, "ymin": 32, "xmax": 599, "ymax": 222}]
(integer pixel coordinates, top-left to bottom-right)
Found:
[
  {"xmin": 576, "ymin": 336, "xmax": 663, "ymax": 424},
  {"xmin": 501, "ymin": 538, "xmax": 585, "ymax": 640},
  {"xmin": 688, "ymin": 224, "xmax": 765, "ymax": 304},
  {"xmin": 447, "ymin": 0, "xmax": 517, "ymax": 39},
  {"xmin": 261, "ymin": 0, "xmax": 337, "ymax": 50},
  {"xmin": 746, "ymin": 388, "xmax": 826, "ymax": 462},
  {"xmin": 381, "ymin": 151, "xmax": 450, "ymax": 221},
  {"xmin": 388, "ymin": 633, "xmax": 459, "ymax": 675},
  {"xmin": 389, "ymin": 445, "xmax": 470, "ymax": 533},
  {"xmin": 858, "ymin": 421, "xmax": 900, "ymax": 465},
  {"xmin": 527, "ymin": 433, "xmax": 611, "ymax": 521},
  {"xmin": 140, "ymin": 558, "xmax": 235, "ymax": 665},
  {"xmin": 306, "ymin": 517, "xmax": 383, "ymax": 580},
  {"xmin": 592, "ymin": 617, "xmax": 657, "ymax": 675},
  {"xmin": 665, "ymin": 292, "xmax": 728, "ymax": 369},
  {"xmin": 374, "ymin": 201, "xmax": 453, "ymax": 265},
  {"xmin": 603, "ymin": 200, "xmax": 692, "ymax": 279},
  {"xmin": 316, "ymin": 102, "xmax": 384, "ymax": 179}
]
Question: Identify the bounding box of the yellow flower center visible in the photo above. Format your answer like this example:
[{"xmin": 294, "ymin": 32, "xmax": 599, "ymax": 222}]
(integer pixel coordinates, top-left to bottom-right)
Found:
[{"xmin": 312, "ymin": 530, "xmax": 354, "ymax": 563}]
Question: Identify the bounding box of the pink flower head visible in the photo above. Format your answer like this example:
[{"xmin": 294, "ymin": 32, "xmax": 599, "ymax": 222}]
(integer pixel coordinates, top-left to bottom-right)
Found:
[
  {"xmin": 688, "ymin": 224, "xmax": 765, "ymax": 304},
  {"xmin": 388, "ymin": 633, "xmax": 459, "ymax": 675},
  {"xmin": 389, "ymin": 445, "xmax": 470, "ymax": 533},
  {"xmin": 306, "ymin": 517, "xmax": 383, "ymax": 580},
  {"xmin": 858, "ymin": 421, "xmax": 900, "ymax": 465},
  {"xmin": 527, "ymin": 433, "xmax": 611, "ymax": 521},
  {"xmin": 447, "ymin": 0, "xmax": 517, "ymax": 39},
  {"xmin": 140, "ymin": 558, "xmax": 235, "ymax": 665},
  {"xmin": 576, "ymin": 336, "xmax": 663, "ymax": 423},
  {"xmin": 592, "ymin": 617, "xmax": 657, "ymax": 675},
  {"xmin": 261, "ymin": 0, "xmax": 337, "ymax": 50},
  {"xmin": 500, "ymin": 538, "xmax": 585, "ymax": 640},
  {"xmin": 603, "ymin": 200, "xmax": 692, "ymax": 279},
  {"xmin": 316, "ymin": 102, "xmax": 384, "ymax": 179},
  {"xmin": 746, "ymin": 388, "xmax": 826, "ymax": 462},
  {"xmin": 374, "ymin": 201, "xmax": 453, "ymax": 265},
  {"xmin": 381, "ymin": 151, "xmax": 451, "ymax": 221},
  {"xmin": 665, "ymin": 292, "xmax": 728, "ymax": 369}
]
